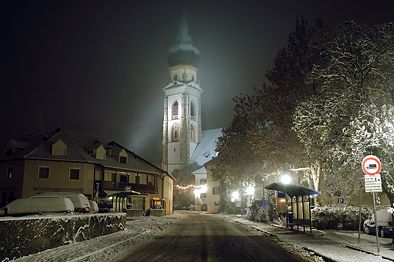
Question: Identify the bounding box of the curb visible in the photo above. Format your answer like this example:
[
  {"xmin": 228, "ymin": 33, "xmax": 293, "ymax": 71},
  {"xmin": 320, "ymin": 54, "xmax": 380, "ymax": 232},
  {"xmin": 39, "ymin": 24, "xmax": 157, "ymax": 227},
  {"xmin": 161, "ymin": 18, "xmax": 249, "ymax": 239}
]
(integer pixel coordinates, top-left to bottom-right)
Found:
[
  {"xmin": 249, "ymin": 224, "xmax": 336, "ymax": 262},
  {"xmin": 302, "ymin": 246, "xmax": 337, "ymax": 262},
  {"xmin": 250, "ymin": 225, "xmax": 278, "ymax": 238},
  {"xmin": 345, "ymin": 244, "xmax": 394, "ymax": 261}
]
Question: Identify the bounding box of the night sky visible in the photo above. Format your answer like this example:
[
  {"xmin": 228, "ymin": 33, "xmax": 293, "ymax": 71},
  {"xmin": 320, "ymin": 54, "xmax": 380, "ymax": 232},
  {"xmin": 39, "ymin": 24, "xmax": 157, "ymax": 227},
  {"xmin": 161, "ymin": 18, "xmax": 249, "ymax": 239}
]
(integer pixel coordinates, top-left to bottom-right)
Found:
[{"xmin": 1, "ymin": 0, "xmax": 393, "ymax": 163}]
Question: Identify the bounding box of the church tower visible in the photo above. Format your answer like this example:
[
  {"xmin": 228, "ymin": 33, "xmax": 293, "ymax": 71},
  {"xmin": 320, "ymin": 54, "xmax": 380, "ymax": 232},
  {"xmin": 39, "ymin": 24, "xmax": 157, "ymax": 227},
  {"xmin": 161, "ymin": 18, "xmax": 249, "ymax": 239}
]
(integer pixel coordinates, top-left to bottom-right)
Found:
[{"xmin": 162, "ymin": 14, "xmax": 203, "ymax": 174}]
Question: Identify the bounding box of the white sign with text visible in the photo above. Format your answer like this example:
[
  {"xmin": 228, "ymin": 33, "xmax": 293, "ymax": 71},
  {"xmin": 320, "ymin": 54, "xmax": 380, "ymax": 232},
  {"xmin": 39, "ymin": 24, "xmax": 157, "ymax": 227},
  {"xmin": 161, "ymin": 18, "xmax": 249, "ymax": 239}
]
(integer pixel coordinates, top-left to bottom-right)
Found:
[{"xmin": 364, "ymin": 174, "xmax": 383, "ymax": 192}]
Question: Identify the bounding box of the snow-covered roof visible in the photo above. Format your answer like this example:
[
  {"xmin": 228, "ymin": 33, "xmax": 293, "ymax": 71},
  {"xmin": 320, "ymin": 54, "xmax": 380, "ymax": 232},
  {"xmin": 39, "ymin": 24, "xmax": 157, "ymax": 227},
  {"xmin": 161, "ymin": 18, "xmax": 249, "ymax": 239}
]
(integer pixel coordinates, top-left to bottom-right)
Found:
[
  {"xmin": 192, "ymin": 167, "xmax": 206, "ymax": 175},
  {"xmin": 0, "ymin": 129, "xmax": 170, "ymax": 178},
  {"xmin": 190, "ymin": 128, "xmax": 222, "ymax": 167}
]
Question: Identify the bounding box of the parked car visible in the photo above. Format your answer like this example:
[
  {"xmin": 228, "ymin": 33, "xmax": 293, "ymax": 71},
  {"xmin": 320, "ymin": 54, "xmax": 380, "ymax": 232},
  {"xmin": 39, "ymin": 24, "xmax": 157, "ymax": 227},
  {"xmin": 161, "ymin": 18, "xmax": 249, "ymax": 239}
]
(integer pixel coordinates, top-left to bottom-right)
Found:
[
  {"xmin": 36, "ymin": 192, "xmax": 90, "ymax": 213},
  {"xmin": 89, "ymin": 200, "xmax": 99, "ymax": 213},
  {"xmin": 363, "ymin": 207, "xmax": 394, "ymax": 238},
  {"xmin": 0, "ymin": 196, "xmax": 74, "ymax": 216}
]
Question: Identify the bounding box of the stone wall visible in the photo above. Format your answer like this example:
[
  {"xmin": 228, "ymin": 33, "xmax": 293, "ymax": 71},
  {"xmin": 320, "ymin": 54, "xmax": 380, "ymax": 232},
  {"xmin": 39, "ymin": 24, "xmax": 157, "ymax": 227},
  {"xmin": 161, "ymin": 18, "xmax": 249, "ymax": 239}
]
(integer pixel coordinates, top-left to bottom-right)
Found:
[{"xmin": 0, "ymin": 213, "xmax": 126, "ymax": 261}]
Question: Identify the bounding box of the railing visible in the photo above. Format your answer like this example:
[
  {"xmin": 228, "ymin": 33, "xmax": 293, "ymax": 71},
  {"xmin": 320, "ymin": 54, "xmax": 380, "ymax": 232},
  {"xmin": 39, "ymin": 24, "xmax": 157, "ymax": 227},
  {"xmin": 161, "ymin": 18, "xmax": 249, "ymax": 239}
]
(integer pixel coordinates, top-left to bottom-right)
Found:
[{"xmin": 101, "ymin": 181, "xmax": 158, "ymax": 194}]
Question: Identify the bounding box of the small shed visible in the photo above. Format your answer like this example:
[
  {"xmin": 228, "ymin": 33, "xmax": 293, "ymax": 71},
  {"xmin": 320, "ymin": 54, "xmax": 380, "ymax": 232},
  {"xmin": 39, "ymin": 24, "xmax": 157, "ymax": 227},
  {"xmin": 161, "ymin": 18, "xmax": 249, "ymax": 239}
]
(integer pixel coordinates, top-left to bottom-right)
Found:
[{"xmin": 265, "ymin": 182, "xmax": 319, "ymax": 234}]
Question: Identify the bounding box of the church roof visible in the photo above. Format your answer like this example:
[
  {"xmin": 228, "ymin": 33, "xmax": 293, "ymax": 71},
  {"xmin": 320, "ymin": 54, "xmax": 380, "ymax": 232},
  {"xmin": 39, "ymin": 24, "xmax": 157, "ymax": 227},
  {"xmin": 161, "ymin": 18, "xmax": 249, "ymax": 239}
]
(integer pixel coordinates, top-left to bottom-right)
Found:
[
  {"xmin": 168, "ymin": 13, "xmax": 200, "ymax": 67},
  {"xmin": 190, "ymin": 128, "xmax": 222, "ymax": 167}
]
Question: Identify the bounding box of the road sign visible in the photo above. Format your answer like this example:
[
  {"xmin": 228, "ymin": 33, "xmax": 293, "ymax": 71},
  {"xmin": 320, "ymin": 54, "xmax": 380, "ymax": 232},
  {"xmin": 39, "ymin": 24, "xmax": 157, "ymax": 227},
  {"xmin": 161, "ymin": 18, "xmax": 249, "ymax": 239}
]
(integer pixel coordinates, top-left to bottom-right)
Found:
[
  {"xmin": 362, "ymin": 155, "xmax": 381, "ymax": 176},
  {"xmin": 364, "ymin": 174, "xmax": 382, "ymax": 192},
  {"xmin": 338, "ymin": 197, "xmax": 345, "ymax": 204}
]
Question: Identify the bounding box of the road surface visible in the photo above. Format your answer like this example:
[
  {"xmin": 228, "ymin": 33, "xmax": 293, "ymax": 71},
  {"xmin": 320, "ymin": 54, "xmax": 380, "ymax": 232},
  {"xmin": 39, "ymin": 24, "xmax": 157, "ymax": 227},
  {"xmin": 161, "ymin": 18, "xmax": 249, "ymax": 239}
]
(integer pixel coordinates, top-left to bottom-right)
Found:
[{"xmin": 119, "ymin": 211, "xmax": 304, "ymax": 262}]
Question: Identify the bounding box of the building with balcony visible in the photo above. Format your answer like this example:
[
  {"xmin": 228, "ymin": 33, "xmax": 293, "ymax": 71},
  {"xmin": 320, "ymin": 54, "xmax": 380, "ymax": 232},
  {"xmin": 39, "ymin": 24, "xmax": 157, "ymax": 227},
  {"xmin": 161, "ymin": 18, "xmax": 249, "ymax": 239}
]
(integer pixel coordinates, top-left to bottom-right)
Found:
[{"xmin": 0, "ymin": 129, "xmax": 174, "ymax": 215}]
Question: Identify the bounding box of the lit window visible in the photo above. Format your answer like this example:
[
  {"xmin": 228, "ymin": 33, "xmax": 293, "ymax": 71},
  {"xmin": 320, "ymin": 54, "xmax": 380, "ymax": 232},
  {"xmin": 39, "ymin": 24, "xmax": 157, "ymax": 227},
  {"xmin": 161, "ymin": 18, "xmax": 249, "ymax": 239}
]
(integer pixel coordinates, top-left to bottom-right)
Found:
[
  {"xmin": 69, "ymin": 169, "xmax": 80, "ymax": 180},
  {"xmin": 7, "ymin": 167, "xmax": 14, "ymax": 179},
  {"xmin": 39, "ymin": 167, "xmax": 49, "ymax": 179},
  {"xmin": 172, "ymin": 101, "xmax": 179, "ymax": 120}
]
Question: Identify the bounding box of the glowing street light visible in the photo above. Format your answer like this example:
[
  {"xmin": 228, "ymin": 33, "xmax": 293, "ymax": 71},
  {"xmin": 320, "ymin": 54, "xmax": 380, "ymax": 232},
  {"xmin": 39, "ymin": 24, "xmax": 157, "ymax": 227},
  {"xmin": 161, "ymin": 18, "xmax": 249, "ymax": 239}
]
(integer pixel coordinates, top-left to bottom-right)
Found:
[
  {"xmin": 230, "ymin": 191, "xmax": 240, "ymax": 202},
  {"xmin": 194, "ymin": 185, "xmax": 208, "ymax": 197},
  {"xmin": 279, "ymin": 173, "xmax": 292, "ymax": 185},
  {"xmin": 244, "ymin": 185, "xmax": 255, "ymax": 196}
]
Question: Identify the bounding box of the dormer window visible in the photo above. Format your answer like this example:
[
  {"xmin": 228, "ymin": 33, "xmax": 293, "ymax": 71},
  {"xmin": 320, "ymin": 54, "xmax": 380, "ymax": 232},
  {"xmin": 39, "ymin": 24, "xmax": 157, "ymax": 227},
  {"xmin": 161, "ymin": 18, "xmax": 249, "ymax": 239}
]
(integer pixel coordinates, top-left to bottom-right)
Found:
[
  {"xmin": 119, "ymin": 149, "xmax": 128, "ymax": 164},
  {"xmin": 52, "ymin": 139, "xmax": 67, "ymax": 156},
  {"xmin": 172, "ymin": 101, "xmax": 179, "ymax": 120},
  {"xmin": 95, "ymin": 144, "xmax": 106, "ymax": 160}
]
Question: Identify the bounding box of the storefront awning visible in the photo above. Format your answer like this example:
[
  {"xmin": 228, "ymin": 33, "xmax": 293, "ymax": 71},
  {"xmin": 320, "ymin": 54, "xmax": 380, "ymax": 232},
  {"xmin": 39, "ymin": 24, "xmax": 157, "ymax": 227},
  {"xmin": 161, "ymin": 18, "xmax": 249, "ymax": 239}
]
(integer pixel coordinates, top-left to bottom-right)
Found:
[{"xmin": 265, "ymin": 182, "xmax": 319, "ymax": 197}]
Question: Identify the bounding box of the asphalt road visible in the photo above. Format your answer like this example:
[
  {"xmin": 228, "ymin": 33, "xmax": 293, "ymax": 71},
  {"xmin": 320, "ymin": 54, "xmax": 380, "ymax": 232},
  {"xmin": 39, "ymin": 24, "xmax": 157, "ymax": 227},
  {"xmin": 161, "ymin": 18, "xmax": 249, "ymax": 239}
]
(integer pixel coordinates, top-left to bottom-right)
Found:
[{"xmin": 119, "ymin": 211, "xmax": 304, "ymax": 262}]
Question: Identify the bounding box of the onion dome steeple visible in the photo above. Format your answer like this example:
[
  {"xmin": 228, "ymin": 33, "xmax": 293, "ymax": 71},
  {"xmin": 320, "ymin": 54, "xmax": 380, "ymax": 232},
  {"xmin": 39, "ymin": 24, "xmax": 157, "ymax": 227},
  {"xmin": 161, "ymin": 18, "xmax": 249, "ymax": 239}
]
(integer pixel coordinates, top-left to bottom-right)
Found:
[{"xmin": 168, "ymin": 13, "xmax": 200, "ymax": 67}]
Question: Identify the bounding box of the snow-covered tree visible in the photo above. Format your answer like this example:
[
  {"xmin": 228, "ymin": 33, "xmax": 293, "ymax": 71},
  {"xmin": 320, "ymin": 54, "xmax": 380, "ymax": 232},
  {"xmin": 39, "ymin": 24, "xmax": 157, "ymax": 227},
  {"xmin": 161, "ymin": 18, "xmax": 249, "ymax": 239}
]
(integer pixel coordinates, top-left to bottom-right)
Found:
[
  {"xmin": 293, "ymin": 22, "xmax": 394, "ymax": 202},
  {"xmin": 343, "ymin": 103, "xmax": 394, "ymax": 203},
  {"xmin": 215, "ymin": 19, "xmax": 326, "ymax": 187}
]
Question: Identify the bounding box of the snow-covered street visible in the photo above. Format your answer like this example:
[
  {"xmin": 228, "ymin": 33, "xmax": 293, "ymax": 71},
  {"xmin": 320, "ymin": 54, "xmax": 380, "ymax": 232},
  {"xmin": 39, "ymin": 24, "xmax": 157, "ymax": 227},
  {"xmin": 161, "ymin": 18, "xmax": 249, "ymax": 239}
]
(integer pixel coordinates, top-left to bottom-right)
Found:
[{"xmin": 6, "ymin": 211, "xmax": 394, "ymax": 261}]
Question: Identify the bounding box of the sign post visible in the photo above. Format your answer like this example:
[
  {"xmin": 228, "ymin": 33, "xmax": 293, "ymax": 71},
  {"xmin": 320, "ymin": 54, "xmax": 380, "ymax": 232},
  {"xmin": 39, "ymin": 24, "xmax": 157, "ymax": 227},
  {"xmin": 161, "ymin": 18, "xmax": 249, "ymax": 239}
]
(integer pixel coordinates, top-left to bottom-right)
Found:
[{"xmin": 362, "ymin": 155, "xmax": 382, "ymax": 255}]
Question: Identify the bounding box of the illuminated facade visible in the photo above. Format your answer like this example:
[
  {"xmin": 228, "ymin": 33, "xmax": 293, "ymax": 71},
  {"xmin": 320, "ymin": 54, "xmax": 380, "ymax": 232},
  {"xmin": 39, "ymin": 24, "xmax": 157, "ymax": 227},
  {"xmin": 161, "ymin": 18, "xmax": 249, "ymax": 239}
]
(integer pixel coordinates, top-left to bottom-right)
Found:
[{"xmin": 162, "ymin": 14, "xmax": 203, "ymax": 174}]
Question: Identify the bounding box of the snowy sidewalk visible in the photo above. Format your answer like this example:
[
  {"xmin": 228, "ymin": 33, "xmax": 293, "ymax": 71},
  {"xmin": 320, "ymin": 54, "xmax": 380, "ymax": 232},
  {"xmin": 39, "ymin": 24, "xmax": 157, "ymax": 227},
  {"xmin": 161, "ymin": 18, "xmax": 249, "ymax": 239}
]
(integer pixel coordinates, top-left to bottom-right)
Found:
[{"xmin": 219, "ymin": 213, "xmax": 394, "ymax": 262}]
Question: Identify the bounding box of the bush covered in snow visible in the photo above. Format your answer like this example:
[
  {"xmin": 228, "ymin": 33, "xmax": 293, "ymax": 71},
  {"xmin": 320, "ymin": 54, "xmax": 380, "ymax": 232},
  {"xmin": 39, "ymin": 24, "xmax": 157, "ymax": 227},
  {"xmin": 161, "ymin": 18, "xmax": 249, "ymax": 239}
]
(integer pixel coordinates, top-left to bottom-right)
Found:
[
  {"xmin": 247, "ymin": 198, "xmax": 278, "ymax": 223},
  {"xmin": 312, "ymin": 206, "xmax": 372, "ymax": 230},
  {"xmin": 0, "ymin": 213, "xmax": 126, "ymax": 261}
]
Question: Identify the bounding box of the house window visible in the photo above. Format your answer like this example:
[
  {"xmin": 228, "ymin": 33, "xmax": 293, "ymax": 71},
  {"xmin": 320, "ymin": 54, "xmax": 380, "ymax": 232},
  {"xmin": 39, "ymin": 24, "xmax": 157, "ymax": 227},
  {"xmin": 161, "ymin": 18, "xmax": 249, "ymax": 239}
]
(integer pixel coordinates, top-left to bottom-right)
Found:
[
  {"xmin": 172, "ymin": 101, "xmax": 179, "ymax": 120},
  {"xmin": 200, "ymin": 178, "xmax": 207, "ymax": 184},
  {"xmin": 120, "ymin": 174, "xmax": 128, "ymax": 184},
  {"xmin": 213, "ymin": 187, "xmax": 220, "ymax": 195},
  {"xmin": 7, "ymin": 167, "xmax": 14, "ymax": 179},
  {"xmin": 69, "ymin": 169, "xmax": 80, "ymax": 180},
  {"xmin": 171, "ymin": 123, "xmax": 179, "ymax": 142},
  {"xmin": 38, "ymin": 167, "xmax": 49, "ymax": 179},
  {"xmin": 119, "ymin": 156, "xmax": 127, "ymax": 164}
]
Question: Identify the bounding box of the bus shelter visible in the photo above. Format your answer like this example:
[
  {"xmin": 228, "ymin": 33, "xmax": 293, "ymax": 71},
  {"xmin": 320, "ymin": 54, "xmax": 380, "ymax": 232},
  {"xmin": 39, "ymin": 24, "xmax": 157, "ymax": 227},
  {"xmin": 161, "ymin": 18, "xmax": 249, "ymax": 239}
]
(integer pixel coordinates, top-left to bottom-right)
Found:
[{"xmin": 265, "ymin": 182, "xmax": 319, "ymax": 234}]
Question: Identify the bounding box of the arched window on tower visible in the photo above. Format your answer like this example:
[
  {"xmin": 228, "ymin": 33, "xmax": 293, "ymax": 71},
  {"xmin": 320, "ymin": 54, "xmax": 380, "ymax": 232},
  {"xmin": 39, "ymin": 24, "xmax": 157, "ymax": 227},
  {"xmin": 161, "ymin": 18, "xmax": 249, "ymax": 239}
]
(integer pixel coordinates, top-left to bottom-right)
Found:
[
  {"xmin": 172, "ymin": 123, "xmax": 179, "ymax": 142},
  {"xmin": 190, "ymin": 124, "xmax": 195, "ymax": 142},
  {"xmin": 190, "ymin": 101, "xmax": 195, "ymax": 120},
  {"xmin": 172, "ymin": 101, "xmax": 179, "ymax": 120}
]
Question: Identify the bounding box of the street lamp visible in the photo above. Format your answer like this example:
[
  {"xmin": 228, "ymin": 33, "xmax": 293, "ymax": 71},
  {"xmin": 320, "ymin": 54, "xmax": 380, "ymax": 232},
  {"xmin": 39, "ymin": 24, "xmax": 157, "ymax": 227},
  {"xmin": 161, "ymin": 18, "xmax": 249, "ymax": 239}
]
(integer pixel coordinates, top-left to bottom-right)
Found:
[
  {"xmin": 244, "ymin": 185, "xmax": 255, "ymax": 196},
  {"xmin": 230, "ymin": 191, "xmax": 240, "ymax": 202},
  {"xmin": 279, "ymin": 173, "xmax": 292, "ymax": 185}
]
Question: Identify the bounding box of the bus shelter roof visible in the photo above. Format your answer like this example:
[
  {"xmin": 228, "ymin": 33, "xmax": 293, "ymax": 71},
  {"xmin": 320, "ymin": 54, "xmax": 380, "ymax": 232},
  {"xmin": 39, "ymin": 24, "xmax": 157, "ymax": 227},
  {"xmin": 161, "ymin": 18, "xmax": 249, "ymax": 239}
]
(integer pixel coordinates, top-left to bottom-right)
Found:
[{"xmin": 265, "ymin": 182, "xmax": 319, "ymax": 197}]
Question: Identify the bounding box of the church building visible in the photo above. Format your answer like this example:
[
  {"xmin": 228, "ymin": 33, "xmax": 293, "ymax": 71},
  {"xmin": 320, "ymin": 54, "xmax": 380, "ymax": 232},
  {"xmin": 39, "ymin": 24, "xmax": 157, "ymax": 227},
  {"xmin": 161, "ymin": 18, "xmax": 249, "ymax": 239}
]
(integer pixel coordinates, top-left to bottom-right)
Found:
[{"xmin": 162, "ymin": 14, "xmax": 222, "ymax": 211}]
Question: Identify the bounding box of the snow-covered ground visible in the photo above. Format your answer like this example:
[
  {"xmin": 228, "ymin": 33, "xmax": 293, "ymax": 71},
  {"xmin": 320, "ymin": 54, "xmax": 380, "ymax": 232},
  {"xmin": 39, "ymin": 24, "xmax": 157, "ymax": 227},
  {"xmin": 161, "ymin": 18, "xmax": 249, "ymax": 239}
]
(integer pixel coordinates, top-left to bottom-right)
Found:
[
  {"xmin": 6, "ymin": 212, "xmax": 184, "ymax": 262},
  {"xmin": 223, "ymin": 213, "xmax": 394, "ymax": 262},
  {"xmin": 5, "ymin": 211, "xmax": 394, "ymax": 262}
]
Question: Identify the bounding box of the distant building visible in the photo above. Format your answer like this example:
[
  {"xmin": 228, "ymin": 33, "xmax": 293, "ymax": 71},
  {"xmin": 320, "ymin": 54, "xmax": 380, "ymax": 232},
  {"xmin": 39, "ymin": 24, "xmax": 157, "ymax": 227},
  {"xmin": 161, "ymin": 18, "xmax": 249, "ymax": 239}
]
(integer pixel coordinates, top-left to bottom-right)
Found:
[
  {"xmin": 162, "ymin": 14, "xmax": 222, "ymax": 210},
  {"xmin": 205, "ymin": 157, "xmax": 221, "ymax": 214},
  {"xmin": 0, "ymin": 129, "xmax": 175, "ymax": 215}
]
